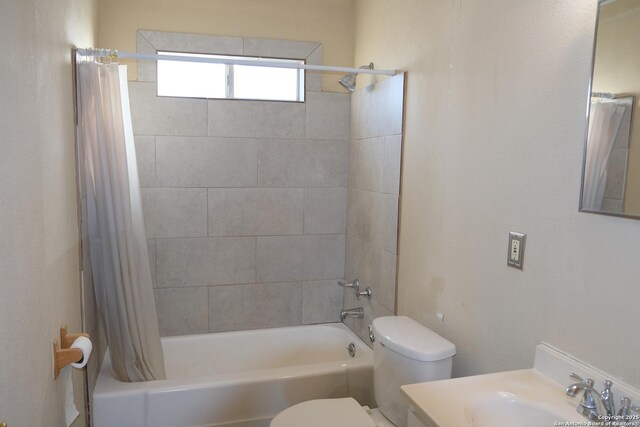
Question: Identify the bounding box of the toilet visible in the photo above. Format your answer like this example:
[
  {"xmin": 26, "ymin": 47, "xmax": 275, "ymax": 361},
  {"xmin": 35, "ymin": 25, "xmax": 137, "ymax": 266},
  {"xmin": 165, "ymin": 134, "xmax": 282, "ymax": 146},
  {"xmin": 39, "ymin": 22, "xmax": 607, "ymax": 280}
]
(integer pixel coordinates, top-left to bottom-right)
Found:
[{"xmin": 270, "ymin": 316, "xmax": 456, "ymax": 427}]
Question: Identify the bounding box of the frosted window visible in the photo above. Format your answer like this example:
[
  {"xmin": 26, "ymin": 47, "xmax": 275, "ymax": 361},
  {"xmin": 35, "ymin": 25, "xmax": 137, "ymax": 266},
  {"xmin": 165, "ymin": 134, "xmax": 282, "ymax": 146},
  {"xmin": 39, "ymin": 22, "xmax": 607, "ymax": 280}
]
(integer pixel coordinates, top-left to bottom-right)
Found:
[
  {"xmin": 156, "ymin": 51, "xmax": 304, "ymax": 102},
  {"xmin": 157, "ymin": 52, "xmax": 226, "ymax": 99},
  {"xmin": 234, "ymin": 64, "xmax": 302, "ymax": 101}
]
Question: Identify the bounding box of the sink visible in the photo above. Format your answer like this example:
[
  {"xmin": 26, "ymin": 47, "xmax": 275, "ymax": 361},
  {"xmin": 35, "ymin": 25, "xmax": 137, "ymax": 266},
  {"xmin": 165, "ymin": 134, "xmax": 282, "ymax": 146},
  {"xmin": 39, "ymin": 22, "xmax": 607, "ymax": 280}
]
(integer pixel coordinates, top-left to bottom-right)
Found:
[
  {"xmin": 401, "ymin": 344, "xmax": 640, "ymax": 427},
  {"xmin": 469, "ymin": 393, "xmax": 570, "ymax": 427},
  {"xmin": 401, "ymin": 368, "xmax": 583, "ymax": 427}
]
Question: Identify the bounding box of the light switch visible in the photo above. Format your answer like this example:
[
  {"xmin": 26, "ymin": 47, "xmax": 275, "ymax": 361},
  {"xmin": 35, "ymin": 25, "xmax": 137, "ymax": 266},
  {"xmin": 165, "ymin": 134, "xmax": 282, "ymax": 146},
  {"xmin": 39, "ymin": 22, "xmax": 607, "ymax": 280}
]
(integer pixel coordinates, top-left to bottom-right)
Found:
[{"xmin": 507, "ymin": 231, "xmax": 526, "ymax": 270}]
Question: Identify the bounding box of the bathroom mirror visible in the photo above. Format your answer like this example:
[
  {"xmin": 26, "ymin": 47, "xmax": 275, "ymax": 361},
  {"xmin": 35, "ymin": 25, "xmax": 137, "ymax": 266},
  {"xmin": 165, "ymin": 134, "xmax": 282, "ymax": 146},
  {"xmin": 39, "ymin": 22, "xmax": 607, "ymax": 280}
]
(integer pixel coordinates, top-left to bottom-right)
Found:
[{"xmin": 580, "ymin": 0, "xmax": 640, "ymax": 218}]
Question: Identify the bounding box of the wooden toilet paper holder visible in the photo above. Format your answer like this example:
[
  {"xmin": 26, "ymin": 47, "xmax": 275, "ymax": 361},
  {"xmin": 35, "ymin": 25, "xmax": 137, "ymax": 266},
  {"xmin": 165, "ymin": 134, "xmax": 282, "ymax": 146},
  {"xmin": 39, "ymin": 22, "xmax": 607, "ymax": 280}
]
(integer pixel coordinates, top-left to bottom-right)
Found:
[{"xmin": 53, "ymin": 326, "xmax": 90, "ymax": 379}]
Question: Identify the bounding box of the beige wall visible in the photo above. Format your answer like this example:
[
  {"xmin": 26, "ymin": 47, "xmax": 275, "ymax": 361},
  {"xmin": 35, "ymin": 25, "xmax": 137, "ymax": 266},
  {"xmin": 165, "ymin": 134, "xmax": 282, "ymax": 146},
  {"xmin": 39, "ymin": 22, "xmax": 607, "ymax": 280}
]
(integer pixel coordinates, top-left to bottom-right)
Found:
[
  {"xmin": 592, "ymin": 0, "xmax": 640, "ymax": 214},
  {"xmin": 0, "ymin": 0, "xmax": 97, "ymax": 425},
  {"xmin": 98, "ymin": 0, "xmax": 355, "ymax": 91},
  {"xmin": 355, "ymin": 0, "xmax": 640, "ymax": 387}
]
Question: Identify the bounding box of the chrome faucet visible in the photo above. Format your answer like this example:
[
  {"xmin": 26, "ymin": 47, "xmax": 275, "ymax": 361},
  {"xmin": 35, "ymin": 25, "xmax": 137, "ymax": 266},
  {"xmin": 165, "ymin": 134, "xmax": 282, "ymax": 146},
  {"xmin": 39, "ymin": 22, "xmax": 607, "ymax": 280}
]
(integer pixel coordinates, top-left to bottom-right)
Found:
[
  {"xmin": 566, "ymin": 374, "xmax": 609, "ymax": 420},
  {"xmin": 338, "ymin": 278, "xmax": 373, "ymax": 300},
  {"xmin": 564, "ymin": 373, "xmax": 638, "ymax": 422},
  {"xmin": 340, "ymin": 307, "xmax": 364, "ymax": 321}
]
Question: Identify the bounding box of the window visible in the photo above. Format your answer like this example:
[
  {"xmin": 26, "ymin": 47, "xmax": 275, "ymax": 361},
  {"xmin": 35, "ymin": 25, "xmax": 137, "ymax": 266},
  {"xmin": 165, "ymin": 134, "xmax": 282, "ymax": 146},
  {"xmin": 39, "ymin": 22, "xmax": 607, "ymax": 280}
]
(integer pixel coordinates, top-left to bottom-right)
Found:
[{"xmin": 156, "ymin": 51, "xmax": 305, "ymax": 102}]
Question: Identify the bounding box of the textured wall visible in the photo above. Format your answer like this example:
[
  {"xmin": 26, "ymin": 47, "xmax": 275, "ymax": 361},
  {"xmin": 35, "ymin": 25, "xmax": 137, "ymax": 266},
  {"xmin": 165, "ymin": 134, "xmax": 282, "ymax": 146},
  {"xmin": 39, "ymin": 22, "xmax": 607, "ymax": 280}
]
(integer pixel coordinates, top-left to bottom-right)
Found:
[
  {"xmin": 354, "ymin": 0, "xmax": 640, "ymax": 388},
  {"xmin": 129, "ymin": 32, "xmax": 349, "ymax": 336},
  {"xmin": 0, "ymin": 0, "xmax": 97, "ymax": 425},
  {"xmin": 343, "ymin": 74, "xmax": 405, "ymax": 345}
]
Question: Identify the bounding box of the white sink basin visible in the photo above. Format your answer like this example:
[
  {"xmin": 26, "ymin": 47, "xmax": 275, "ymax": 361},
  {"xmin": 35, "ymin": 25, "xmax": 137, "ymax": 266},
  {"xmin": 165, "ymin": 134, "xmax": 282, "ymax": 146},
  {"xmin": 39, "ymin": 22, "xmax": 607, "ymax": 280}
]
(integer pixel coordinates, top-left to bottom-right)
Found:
[
  {"xmin": 469, "ymin": 393, "xmax": 571, "ymax": 427},
  {"xmin": 402, "ymin": 369, "xmax": 583, "ymax": 427},
  {"xmin": 402, "ymin": 344, "xmax": 640, "ymax": 427}
]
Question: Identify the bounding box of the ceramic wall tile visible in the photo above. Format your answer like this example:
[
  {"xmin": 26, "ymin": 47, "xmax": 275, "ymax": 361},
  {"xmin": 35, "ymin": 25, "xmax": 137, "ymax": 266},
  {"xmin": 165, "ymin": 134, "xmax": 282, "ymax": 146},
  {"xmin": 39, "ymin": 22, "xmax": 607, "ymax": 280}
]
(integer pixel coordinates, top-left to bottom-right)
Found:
[
  {"xmin": 209, "ymin": 282, "xmax": 302, "ymax": 332},
  {"xmin": 208, "ymin": 188, "xmax": 303, "ymax": 236},
  {"xmin": 155, "ymin": 137, "xmax": 257, "ymax": 187},
  {"xmin": 129, "ymin": 82, "xmax": 208, "ymax": 136},
  {"xmin": 156, "ymin": 237, "xmax": 255, "ymax": 287},
  {"xmin": 304, "ymin": 188, "xmax": 347, "ymax": 235},
  {"xmin": 306, "ymin": 92, "xmax": 350, "ymax": 140},
  {"xmin": 208, "ymin": 99, "xmax": 305, "ymax": 139},
  {"xmin": 302, "ymin": 280, "xmax": 343, "ymax": 324},
  {"xmin": 257, "ymin": 235, "xmax": 345, "ymax": 283},
  {"xmin": 141, "ymin": 188, "xmax": 207, "ymax": 238},
  {"xmin": 154, "ymin": 287, "xmax": 209, "ymax": 336}
]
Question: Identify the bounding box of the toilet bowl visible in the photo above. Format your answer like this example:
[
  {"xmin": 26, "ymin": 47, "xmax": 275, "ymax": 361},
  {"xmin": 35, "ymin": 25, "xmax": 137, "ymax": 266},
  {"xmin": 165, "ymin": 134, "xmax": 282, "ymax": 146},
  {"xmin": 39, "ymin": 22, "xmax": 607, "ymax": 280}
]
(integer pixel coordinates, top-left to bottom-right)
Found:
[{"xmin": 270, "ymin": 316, "xmax": 456, "ymax": 427}]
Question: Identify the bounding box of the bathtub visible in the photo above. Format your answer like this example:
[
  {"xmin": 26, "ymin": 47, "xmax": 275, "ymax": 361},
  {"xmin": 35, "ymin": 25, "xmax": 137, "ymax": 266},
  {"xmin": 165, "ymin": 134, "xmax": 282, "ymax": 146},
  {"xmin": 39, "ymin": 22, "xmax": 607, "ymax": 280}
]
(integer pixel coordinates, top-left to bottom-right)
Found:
[{"xmin": 92, "ymin": 323, "xmax": 373, "ymax": 427}]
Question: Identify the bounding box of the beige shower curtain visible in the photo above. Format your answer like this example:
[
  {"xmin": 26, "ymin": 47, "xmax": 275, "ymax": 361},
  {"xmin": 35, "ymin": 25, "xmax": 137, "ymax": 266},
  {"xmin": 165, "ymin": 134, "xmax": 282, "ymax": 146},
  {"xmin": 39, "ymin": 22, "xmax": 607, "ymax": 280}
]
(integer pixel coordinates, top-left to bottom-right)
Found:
[{"xmin": 78, "ymin": 61, "xmax": 166, "ymax": 381}]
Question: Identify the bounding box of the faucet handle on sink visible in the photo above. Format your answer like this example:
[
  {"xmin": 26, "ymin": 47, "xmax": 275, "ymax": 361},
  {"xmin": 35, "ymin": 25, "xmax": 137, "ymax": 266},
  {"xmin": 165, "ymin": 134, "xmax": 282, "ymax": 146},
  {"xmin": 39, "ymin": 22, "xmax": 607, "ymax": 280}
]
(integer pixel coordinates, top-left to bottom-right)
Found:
[
  {"xmin": 569, "ymin": 373, "xmax": 587, "ymax": 383},
  {"xmin": 619, "ymin": 397, "xmax": 631, "ymax": 416},
  {"xmin": 617, "ymin": 397, "xmax": 639, "ymax": 417},
  {"xmin": 601, "ymin": 380, "xmax": 615, "ymax": 416}
]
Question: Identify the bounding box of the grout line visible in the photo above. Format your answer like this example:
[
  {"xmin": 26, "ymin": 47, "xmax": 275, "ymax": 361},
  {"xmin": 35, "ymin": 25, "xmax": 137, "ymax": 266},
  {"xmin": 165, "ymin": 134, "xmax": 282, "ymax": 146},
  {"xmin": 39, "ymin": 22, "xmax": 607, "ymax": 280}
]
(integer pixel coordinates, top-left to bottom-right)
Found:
[
  {"xmin": 206, "ymin": 286, "xmax": 210, "ymax": 333},
  {"xmin": 139, "ymin": 134, "xmax": 309, "ymax": 141},
  {"xmin": 302, "ymin": 188, "xmax": 306, "ymax": 234},
  {"xmin": 151, "ymin": 233, "xmax": 345, "ymax": 240},
  {"xmin": 138, "ymin": 31, "xmax": 156, "ymax": 51},
  {"xmin": 206, "ymin": 188, "xmax": 209, "ymax": 236},
  {"xmin": 306, "ymin": 44, "xmax": 322, "ymax": 62},
  {"xmin": 153, "ymin": 238, "xmax": 157, "ymax": 289},
  {"xmin": 152, "ymin": 135, "xmax": 157, "ymax": 184}
]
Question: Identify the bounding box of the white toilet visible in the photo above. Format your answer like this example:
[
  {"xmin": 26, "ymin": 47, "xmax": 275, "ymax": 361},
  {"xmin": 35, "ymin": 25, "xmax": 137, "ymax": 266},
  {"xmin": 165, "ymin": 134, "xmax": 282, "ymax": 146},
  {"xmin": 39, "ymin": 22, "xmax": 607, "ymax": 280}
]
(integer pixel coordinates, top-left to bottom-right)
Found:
[{"xmin": 270, "ymin": 316, "xmax": 456, "ymax": 427}]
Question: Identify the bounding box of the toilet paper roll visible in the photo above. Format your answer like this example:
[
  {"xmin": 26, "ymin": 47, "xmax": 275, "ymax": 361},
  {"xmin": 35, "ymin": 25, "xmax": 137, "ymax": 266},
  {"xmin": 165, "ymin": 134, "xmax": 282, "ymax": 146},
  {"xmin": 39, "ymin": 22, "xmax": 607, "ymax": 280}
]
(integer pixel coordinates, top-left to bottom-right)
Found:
[{"xmin": 70, "ymin": 336, "xmax": 92, "ymax": 368}]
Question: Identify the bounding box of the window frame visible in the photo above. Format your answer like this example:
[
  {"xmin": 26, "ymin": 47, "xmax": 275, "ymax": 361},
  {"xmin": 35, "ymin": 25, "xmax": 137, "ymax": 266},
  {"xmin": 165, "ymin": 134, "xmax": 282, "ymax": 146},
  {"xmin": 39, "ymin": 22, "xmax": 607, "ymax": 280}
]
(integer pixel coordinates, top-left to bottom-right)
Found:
[{"xmin": 156, "ymin": 50, "xmax": 305, "ymax": 103}]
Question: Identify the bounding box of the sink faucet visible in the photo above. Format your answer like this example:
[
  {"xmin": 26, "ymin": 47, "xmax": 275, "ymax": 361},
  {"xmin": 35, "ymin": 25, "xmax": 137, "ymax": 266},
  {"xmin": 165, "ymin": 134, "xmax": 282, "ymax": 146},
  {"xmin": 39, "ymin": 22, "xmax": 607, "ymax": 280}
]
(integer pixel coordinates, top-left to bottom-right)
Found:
[
  {"xmin": 565, "ymin": 373, "xmax": 615, "ymax": 421},
  {"xmin": 340, "ymin": 307, "xmax": 364, "ymax": 321}
]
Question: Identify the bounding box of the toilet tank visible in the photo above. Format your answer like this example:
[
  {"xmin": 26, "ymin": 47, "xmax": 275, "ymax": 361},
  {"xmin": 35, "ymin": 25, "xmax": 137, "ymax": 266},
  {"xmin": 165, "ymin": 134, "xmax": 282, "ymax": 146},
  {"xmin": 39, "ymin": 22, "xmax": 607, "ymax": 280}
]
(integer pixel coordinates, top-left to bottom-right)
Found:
[{"xmin": 372, "ymin": 316, "xmax": 456, "ymax": 427}]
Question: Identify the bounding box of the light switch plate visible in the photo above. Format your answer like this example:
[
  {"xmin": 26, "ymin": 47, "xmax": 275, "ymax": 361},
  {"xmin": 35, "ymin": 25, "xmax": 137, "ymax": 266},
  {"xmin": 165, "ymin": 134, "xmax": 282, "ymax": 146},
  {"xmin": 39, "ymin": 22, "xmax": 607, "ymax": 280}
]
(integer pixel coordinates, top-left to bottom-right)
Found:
[{"xmin": 507, "ymin": 231, "xmax": 526, "ymax": 270}]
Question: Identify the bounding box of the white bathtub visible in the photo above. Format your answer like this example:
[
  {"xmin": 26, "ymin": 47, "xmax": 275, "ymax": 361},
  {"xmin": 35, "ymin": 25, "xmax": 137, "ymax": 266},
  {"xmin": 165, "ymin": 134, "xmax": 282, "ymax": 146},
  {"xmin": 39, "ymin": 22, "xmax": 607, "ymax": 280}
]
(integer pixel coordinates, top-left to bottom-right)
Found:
[{"xmin": 92, "ymin": 323, "xmax": 373, "ymax": 427}]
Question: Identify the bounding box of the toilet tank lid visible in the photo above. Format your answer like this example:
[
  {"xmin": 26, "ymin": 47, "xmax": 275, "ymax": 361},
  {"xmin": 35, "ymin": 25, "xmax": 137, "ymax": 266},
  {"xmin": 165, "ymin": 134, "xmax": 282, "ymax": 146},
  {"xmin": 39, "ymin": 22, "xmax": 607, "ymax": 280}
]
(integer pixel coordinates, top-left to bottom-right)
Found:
[{"xmin": 372, "ymin": 316, "xmax": 456, "ymax": 362}]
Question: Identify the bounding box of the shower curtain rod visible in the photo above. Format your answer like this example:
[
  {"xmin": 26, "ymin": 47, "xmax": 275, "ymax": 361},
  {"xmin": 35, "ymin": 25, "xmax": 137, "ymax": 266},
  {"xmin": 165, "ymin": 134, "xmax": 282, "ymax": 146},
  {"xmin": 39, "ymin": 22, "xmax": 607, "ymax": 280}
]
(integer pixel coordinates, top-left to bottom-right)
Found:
[{"xmin": 76, "ymin": 48, "xmax": 398, "ymax": 76}]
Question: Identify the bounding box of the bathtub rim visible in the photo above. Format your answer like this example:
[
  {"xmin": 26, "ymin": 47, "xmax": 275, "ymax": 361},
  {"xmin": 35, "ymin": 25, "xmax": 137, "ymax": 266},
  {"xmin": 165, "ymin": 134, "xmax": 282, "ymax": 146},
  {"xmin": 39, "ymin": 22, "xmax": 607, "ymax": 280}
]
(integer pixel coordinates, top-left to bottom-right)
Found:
[{"xmin": 93, "ymin": 322, "xmax": 372, "ymax": 397}]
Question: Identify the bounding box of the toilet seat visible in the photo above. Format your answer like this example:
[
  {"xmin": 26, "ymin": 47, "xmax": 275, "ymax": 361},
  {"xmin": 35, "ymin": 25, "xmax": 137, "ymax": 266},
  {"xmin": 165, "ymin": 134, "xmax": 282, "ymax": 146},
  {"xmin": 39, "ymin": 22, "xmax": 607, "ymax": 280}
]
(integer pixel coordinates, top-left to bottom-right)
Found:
[{"xmin": 270, "ymin": 398, "xmax": 376, "ymax": 427}]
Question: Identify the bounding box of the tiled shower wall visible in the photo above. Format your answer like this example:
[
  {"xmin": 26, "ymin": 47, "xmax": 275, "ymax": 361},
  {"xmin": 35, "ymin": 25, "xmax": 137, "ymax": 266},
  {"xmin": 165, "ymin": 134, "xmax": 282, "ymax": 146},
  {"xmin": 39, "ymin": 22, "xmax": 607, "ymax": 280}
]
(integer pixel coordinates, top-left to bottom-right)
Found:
[
  {"xmin": 130, "ymin": 31, "xmax": 349, "ymax": 336},
  {"xmin": 342, "ymin": 74, "xmax": 405, "ymax": 345}
]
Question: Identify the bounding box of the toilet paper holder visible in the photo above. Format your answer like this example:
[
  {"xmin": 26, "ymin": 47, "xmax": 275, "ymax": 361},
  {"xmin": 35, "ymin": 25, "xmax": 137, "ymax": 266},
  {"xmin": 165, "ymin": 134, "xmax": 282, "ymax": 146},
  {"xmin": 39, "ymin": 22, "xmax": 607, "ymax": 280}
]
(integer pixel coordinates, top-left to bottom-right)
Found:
[{"xmin": 53, "ymin": 326, "xmax": 90, "ymax": 379}]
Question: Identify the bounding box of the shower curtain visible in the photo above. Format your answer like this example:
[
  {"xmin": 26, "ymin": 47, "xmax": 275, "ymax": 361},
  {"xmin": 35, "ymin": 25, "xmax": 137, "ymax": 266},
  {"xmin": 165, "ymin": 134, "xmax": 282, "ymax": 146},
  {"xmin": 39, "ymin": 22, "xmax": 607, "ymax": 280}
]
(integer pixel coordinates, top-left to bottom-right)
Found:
[
  {"xmin": 582, "ymin": 100, "xmax": 626, "ymax": 211},
  {"xmin": 78, "ymin": 61, "xmax": 166, "ymax": 381}
]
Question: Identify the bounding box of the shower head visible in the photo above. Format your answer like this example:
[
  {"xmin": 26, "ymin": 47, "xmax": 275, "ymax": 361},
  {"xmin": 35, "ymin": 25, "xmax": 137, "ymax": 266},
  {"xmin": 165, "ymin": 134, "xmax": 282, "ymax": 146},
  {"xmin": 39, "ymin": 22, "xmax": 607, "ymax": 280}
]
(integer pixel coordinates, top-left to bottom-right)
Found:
[
  {"xmin": 338, "ymin": 73, "xmax": 357, "ymax": 92},
  {"xmin": 338, "ymin": 63, "xmax": 374, "ymax": 93}
]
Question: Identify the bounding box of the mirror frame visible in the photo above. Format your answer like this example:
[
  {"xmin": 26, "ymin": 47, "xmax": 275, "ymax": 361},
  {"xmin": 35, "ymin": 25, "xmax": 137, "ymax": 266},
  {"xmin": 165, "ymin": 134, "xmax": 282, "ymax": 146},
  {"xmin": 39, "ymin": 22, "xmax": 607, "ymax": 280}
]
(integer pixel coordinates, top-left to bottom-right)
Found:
[{"xmin": 579, "ymin": 0, "xmax": 639, "ymax": 219}]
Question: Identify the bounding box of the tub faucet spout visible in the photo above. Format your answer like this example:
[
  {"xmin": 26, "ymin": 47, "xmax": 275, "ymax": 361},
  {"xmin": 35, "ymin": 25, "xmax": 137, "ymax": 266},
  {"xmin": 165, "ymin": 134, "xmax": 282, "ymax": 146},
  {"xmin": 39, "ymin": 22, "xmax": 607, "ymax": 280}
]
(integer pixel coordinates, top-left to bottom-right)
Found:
[{"xmin": 340, "ymin": 307, "xmax": 364, "ymax": 321}]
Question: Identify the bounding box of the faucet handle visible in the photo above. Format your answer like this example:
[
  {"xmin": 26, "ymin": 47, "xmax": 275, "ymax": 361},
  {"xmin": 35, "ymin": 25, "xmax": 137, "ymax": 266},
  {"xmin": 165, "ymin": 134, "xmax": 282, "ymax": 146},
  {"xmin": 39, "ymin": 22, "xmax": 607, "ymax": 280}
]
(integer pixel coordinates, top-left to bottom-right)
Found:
[
  {"xmin": 338, "ymin": 279, "xmax": 360, "ymax": 290},
  {"xmin": 570, "ymin": 373, "xmax": 587, "ymax": 383},
  {"xmin": 616, "ymin": 397, "xmax": 640, "ymax": 417},
  {"xmin": 569, "ymin": 373, "xmax": 597, "ymax": 388},
  {"xmin": 570, "ymin": 373, "xmax": 596, "ymax": 387},
  {"xmin": 601, "ymin": 380, "xmax": 615, "ymax": 416},
  {"xmin": 619, "ymin": 397, "xmax": 631, "ymax": 416},
  {"xmin": 356, "ymin": 287, "xmax": 372, "ymax": 300}
]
